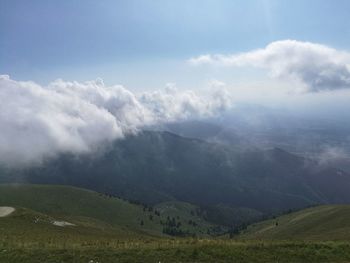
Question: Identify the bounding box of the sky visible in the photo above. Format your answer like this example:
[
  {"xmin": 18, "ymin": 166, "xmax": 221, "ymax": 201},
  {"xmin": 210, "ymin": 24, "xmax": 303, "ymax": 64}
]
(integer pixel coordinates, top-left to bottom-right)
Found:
[
  {"xmin": 2, "ymin": 0, "xmax": 350, "ymax": 90},
  {"xmin": 2, "ymin": 0, "xmax": 350, "ymax": 165}
]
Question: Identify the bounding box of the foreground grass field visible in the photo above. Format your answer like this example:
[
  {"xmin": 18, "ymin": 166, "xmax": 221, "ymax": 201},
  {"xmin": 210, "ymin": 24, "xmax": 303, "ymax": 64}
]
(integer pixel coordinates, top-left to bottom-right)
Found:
[
  {"xmin": 2, "ymin": 207, "xmax": 350, "ymax": 263},
  {"xmin": 2, "ymin": 240, "xmax": 350, "ymax": 263}
]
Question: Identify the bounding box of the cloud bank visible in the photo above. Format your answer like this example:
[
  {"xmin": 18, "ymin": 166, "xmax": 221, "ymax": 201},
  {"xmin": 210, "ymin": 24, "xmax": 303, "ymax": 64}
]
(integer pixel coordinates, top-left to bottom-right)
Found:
[
  {"xmin": 3, "ymin": 40, "xmax": 350, "ymax": 166},
  {"xmin": 189, "ymin": 40, "xmax": 350, "ymax": 92},
  {"xmin": 0, "ymin": 75, "xmax": 232, "ymax": 166}
]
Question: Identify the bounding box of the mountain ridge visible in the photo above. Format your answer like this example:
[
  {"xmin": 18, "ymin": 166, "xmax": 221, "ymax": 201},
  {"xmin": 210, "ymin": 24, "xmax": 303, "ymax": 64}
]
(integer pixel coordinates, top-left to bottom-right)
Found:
[{"xmin": 1, "ymin": 130, "xmax": 350, "ymax": 226}]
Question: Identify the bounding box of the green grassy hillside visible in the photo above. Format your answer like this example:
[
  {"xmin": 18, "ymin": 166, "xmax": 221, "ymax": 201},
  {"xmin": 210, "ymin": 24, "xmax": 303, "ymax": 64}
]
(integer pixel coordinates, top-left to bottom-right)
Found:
[
  {"xmin": 0, "ymin": 184, "xmax": 162, "ymax": 236},
  {"xmin": 240, "ymin": 205, "xmax": 350, "ymax": 240},
  {"xmin": 2, "ymin": 187, "xmax": 350, "ymax": 262},
  {"xmin": 0, "ymin": 207, "xmax": 140, "ymax": 248},
  {"xmin": 0, "ymin": 184, "xmax": 220, "ymax": 237}
]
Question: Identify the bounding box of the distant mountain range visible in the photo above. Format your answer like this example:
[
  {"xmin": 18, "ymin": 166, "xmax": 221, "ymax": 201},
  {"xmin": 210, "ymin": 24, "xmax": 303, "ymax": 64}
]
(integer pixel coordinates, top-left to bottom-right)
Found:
[{"xmin": 2, "ymin": 130, "xmax": 350, "ymax": 227}]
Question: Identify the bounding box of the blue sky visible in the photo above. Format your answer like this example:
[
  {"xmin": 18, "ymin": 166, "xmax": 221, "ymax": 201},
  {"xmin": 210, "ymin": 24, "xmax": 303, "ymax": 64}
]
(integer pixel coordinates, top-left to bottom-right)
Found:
[{"xmin": 1, "ymin": 0, "xmax": 350, "ymax": 90}]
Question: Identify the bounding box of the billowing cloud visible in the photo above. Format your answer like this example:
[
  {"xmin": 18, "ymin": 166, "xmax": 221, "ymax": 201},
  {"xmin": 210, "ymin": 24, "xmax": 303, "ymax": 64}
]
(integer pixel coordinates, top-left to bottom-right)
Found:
[
  {"xmin": 0, "ymin": 75, "xmax": 232, "ymax": 166},
  {"xmin": 140, "ymin": 82, "xmax": 232, "ymax": 121},
  {"xmin": 189, "ymin": 40, "xmax": 350, "ymax": 92}
]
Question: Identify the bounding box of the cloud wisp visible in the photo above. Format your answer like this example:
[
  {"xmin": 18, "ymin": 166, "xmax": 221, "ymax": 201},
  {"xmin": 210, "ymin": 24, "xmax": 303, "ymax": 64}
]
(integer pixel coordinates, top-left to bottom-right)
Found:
[
  {"xmin": 0, "ymin": 75, "xmax": 232, "ymax": 166},
  {"xmin": 189, "ymin": 40, "xmax": 350, "ymax": 92}
]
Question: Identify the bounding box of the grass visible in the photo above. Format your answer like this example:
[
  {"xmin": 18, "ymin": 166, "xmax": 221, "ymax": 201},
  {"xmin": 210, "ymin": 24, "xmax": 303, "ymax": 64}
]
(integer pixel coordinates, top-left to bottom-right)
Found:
[
  {"xmin": 1, "ymin": 207, "xmax": 145, "ymax": 244},
  {"xmin": 2, "ymin": 240, "xmax": 350, "ymax": 263},
  {"xmin": 0, "ymin": 184, "xmax": 161, "ymax": 235},
  {"xmin": 240, "ymin": 205, "xmax": 350, "ymax": 240}
]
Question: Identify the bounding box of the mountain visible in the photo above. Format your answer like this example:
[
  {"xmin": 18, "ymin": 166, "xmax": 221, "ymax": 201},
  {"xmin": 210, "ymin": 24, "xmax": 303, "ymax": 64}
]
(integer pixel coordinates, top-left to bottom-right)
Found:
[
  {"xmin": 239, "ymin": 205, "xmax": 350, "ymax": 240},
  {"xmin": 165, "ymin": 120, "xmax": 223, "ymax": 141},
  {"xmin": 165, "ymin": 111, "xmax": 350, "ymax": 157},
  {"xmin": 2, "ymin": 131, "xmax": 350, "ymax": 226}
]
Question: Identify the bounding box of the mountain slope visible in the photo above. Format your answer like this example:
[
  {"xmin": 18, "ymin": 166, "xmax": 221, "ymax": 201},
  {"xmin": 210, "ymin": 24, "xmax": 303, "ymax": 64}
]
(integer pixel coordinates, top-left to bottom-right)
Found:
[
  {"xmin": 2, "ymin": 131, "xmax": 350, "ymax": 223},
  {"xmin": 0, "ymin": 184, "xmax": 219, "ymax": 237},
  {"xmin": 0, "ymin": 206, "xmax": 139, "ymax": 247},
  {"xmin": 240, "ymin": 205, "xmax": 350, "ymax": 240}
]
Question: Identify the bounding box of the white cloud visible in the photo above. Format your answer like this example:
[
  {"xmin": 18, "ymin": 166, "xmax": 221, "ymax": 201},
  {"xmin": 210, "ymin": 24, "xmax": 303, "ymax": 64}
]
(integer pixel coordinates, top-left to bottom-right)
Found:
[
  {"xmin": 0, "ymin": 75, "xmax": 232, "ymax": 166},
  {"xmin": 188, "ymin": 55, "xmax": 213, "ymax": 65},
  {"xmin": 139, "ymin": 83, "xmax": 231, "ymax": 121},
  {"xmin": 189, "ymin": 40, "xmax": 350, "ymax": 92}
]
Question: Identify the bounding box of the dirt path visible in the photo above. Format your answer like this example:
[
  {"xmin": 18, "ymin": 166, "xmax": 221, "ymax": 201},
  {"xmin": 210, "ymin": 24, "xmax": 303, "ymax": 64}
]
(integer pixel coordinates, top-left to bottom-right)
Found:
[
  {"xmin": 52, "ymin": 220, "xmax": 75, "ymax": 227},
  {"xmin": 0, "ymin": 207, "xmax": 15, "ymax": 217}
]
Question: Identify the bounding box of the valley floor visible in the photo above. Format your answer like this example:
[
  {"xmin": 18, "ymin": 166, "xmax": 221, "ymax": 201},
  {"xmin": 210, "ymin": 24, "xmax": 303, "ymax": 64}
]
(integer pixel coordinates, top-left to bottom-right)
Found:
[{"xmin": 1, "ymin": 240, "xmax": 350, "ymax": 263}]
